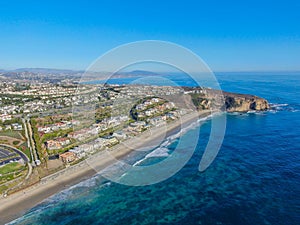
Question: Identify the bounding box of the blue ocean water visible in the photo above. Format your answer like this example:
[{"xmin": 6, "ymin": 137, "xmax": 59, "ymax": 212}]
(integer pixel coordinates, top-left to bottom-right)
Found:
[{"xmin": 10, "ymin": 73, "xmax": 300, "ymax": 225}]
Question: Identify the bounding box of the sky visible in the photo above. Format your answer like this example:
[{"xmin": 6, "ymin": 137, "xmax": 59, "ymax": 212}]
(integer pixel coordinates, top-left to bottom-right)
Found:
[{"xmin": 0, "ymin": 0, "xmax": 299, "ymax": 72}]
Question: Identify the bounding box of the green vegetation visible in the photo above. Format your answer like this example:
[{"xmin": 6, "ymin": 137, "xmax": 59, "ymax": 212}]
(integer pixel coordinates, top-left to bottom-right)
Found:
[
  {"xmin": 0, "ymin": 93, "xmax": 39, "ymax": 106},
  {"xmin": 36, "ymin": 114, "xmax": 73, "ymax": 126},
  {"xmin": 95, "ymin": 107, "xmax": 111, "ymax": 121},
  {"xmin": 48, "ymin": 142, "xmax": 79, "ymax": 155},
  {"xmin": 30, "ymin": 118, "xmax": 45, "ymax": 163},
  {"xmin": 0, "ymin": 117, "xmax": 22, "ymax": 127},
  {"xmin": 0, "ymin": 162, "xmax": 23, "ymax": 174},
  {"xmin": 189, "ymin": 93, "xmax": 206, "ymax": 109},
  {"xmin": 14, "ymin": 83, "xmax": 31, "ymax": 91},
  {"xmin": 21, "ymin": 147, "xmax": 31, "ymax": 160},
  {"xmin": 0, "ymin": 162, "xmax": 26, "ymax": 185},
  {"xmin": 130, "ymin": 96, "xmax": 167, "ymax": 121},
  {"xmin": 40, "ymin": 128, "xmax": 73, "ymax": 143},
  {"xmin": 0, "ymin": 130, "xmax": 22, "ymax": 139},
  {"xmin": 13, "ymin": 140, "xmax": 20, "ymax": 145},
  {"xmin": 0, "ymin": 184, "xmax": 8, "ymax": 193}
]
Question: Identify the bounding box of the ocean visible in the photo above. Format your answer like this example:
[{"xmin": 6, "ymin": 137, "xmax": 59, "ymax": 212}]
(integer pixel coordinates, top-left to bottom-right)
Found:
[{"xmin": 9, "ymin": 73, "xmax": 300, "ymax": 225}]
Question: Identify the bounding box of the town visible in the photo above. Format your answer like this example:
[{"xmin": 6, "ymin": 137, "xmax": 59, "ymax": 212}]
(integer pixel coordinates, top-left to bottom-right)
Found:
[{"xmin": 0, "ymin": 73, "xmax": 206, "ymax": 196}]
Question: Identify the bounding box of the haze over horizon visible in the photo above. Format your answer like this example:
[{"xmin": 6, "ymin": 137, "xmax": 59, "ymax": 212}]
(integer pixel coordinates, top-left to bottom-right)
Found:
[{"xmin": 0, "ymin": 0, "xmax": 299, "ymax": 71}]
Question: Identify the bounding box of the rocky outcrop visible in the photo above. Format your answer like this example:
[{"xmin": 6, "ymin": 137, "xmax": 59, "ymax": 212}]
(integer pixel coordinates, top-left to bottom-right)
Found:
[
  {"xmin": 224, "ymin": 93, "xmax": 269, "ymax": 112},
  {"xmin": 187, "ymin": 87, "xmax": 269, "ymax": 112}
]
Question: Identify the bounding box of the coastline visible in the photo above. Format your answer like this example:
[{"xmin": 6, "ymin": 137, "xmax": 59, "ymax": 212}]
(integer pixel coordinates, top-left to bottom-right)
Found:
[{"xmin": 0, "ymin": 110, "xmax": 211, "ymax": 224}]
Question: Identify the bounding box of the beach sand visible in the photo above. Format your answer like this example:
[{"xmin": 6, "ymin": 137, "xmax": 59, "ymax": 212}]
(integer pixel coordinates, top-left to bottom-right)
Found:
[{"xmin": 0, "ymin": 110, "xmax": 210, "ymax": 224}]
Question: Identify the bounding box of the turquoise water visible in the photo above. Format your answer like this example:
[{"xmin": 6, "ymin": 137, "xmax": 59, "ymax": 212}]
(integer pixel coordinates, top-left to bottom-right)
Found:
[{"xmin": 10, "ymin": 73, "xmax": 300, "ymax": 225}]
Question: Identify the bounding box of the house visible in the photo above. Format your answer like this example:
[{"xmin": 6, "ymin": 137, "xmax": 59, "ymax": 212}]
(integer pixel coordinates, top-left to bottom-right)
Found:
[
  {"xmin": 87, "ymin": 127, "xmax": 98, "ymax": 135},
  {"xmin": 94, "ymin": 122, "xmax": 108, "ymax": 131},
  {"xmin": 55, "ymin": 122, "xmax": 68, "ymax": 130},
  {"xmin": 136, "ymin": 104, "xmax": 146, "ymax": 110},
  {"xmin": 46, "ymin": 140, "xmax": 61, "ymax": 150},
  {"xmin": 37, "ymin": 125, "xmax": 51, "ymax": 133},
  {"xmin": 68, "ymin": 128, "xmax": 97, "ymax": 141},
  {"xmin": 0, "ymin": 114, "xmax": 12, "ymax": 122},
  {"xmin": 56, "ymin": 137, "xmax": 71, "ymax": 146},
  {"xmin": 166, "ymin": 111, "xmax": 178, "ymax": 120},
  {"xmin": 92, "ymin": 141, "xmax": 102, "ymax": 150},
  {"xmin": 68, "ymin": 130, "xmax": 87, "ymax": 141},
  {"xmin": 69, "ymin": 147, "xmax": 86, "ymax": 159},
  {"xmin": 130, "ymin": 121, "xmax": 146, "ymax": 127},
  {"xmin": 151, "ymin": 98, "xmax": 160, "ymax": 103},
  {"xmin": 12, "ymin": 123, "xmax": 23, "ymax": 131},
  {"xmin": 145, "ymin": 110, "xmax": 153, "ymax": 116},
  {"xmin": 5, "ymin": 125, "xmax": 12, "ymax": 130},
  {"xmin": 101, "ymin": 136, "xmax": 119, "ymax": 146},
  {"xmin": 148, "ymin": 117, "xmax": 166, "ymax": 126},
  {"xmin": 81, "ymin": 143, "xmax": 94, "ymax": 154},
  {"xmin": 46, "ymin": 138, "xmax": 70, "ymax": 150},
  {"xmin": 106, "ymin": 117, "xmax": 121, "ymax": 128},
  {"xmin": 128, "ymin": 121, "xmax": 146, "ymax": 132},
  {"xmin": 59, "ymin": 152, "xmax": 77, "ymax": 163},
  {"xmin": 112, "ymin": 130, "xmax": 127, "ymax": 140}
]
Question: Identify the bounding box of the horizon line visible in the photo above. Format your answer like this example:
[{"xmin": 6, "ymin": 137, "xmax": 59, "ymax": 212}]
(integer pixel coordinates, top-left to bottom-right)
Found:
[{"xmin": 1, "ymin": 67, "xmax": 300, "ymax": 74}]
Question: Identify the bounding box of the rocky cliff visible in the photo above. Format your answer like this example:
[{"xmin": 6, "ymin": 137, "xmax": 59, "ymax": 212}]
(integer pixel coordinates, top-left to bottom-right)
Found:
[
  {"xmin": 187, "ymin": 87, "xmax": 269, "ymax": 112},
  {"xmin": 223, "ymin": 91, "xmax": 269, "ymax": 112}
]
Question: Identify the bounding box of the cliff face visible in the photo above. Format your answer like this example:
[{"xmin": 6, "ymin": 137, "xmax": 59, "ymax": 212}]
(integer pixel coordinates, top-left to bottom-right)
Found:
[
  {"xmin": 224, "ymin": 94, "xmax": 269, "ymax": 112},
  {"xmin": 187, "ymin": 87, "xmax": 269, "ymax": 112}
]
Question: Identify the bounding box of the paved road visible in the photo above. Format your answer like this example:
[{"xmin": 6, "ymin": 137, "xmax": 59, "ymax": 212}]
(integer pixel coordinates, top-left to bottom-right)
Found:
[
  {"xmin": 0, "ymin": 144, "xmax": 29, "ymax": 163},
  {"xmin": 0, "ymin": 147, "xmax": 21, "ymax": 166},
  {"xmin": 0, "ymin": 144, "xmax": 33, "ymax": 194}
]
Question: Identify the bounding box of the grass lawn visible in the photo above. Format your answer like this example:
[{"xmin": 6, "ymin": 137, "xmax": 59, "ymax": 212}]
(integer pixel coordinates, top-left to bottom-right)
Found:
[
  {"xmin": 0, "ymin": 162, "xmax": 23, "ymax": 175},
  {"xmin": 0, "ymin": 130, "xmax": 23, "ymax": 139},
  {"xmin": 22, "ymin": 147, "xmax": 32, "ymax": 161}
]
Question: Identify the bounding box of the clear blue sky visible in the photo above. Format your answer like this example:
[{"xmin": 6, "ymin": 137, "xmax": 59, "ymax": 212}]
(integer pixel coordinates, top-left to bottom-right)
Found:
[{"xmin": 0, "ymin": 0, "xmax": 299, "ymax": 71}]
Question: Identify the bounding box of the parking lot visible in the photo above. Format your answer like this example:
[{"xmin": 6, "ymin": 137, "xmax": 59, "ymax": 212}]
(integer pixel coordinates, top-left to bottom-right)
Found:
[{"xmin": 0, "ymin": 146, "xmax": 21, "ymax": 166}]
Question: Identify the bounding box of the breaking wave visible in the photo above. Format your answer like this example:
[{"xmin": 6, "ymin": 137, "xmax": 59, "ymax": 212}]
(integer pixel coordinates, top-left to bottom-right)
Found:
[{"xmin": 132, "ymin": 113, "xmax": 214, "ymax": 167}]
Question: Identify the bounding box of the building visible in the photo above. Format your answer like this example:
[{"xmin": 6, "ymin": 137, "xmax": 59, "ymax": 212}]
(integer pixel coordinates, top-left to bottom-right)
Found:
[
  {"xmin": 56, "ymin": 137, "xmax": 70, "ymax": 146},
  {"xmin": 0, "ymin": 114, "xmax": 12, "ymax": 122},
  {"xmin": 68, "ymin": 128, "xmax": 97, "ymax": 141},
  {"xmin": 69, "ymin": 147, "xmax": 86, "ymax": 159},
  {"xmin": 46, "ymin": 138, "xmax": 70, "ymax": 150},
  {"xmin": 5, "ymin": 125, "xmax": 12, "ymax": 130},
  {"xmin": 46, "ymin": 140, "xmax": 61, "ymax": 150},
  {"xmin": 104, "ymin": 136, "xmax": 119, "ymax": 146},
  {"xmin": 68, "ymin": 130, "xmax": 87, "ymax": 141},
  {"xmin": 59, "ymin": 152, "xmax": 76, "ymax": 163},
  {"xmin": 112, "ymin": 130, "xmax": 127, "ymax": 140},
  {"xmin": 12, "ymin": 123, "xmax": 23, "ymax": 130}
]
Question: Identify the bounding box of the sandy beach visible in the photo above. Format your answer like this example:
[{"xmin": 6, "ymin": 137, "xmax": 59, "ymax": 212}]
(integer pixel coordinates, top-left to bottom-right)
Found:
[{"xmin": 0, "ymin": 110, "xmax": 210, "ymax": 224}]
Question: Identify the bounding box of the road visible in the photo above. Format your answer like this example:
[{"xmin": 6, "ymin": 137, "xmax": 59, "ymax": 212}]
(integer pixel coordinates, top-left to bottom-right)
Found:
[
  {"xmin": 0, "ymin": 144, "xmax": 29, "ymax": 163},
  {"xmin": 0, "ymin": 144, "xmax": 33, "ymax": 196}
]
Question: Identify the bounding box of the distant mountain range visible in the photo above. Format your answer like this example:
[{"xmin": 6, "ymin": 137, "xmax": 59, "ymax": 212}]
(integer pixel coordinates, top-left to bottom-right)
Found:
[
  {"xmin": 0, "ymin": 68, "xmax": 165, "ymax": 83},
  {"xmin": 0, "ymin": 68, "xmax": 83, "ymax": 74},
  {"xmin": 0, "ymin": 68, "xmax": 161, "ymax": 77}
]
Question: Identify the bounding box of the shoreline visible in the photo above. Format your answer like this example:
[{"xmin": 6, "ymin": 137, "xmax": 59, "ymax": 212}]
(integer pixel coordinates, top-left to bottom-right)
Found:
[{"xmin": 0, "ymin": 110, "xmax": 211, "ymax": 224}]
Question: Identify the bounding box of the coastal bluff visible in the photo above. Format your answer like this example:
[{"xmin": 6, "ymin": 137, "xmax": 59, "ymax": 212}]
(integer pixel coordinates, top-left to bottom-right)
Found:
[
  {"xmin": 223, "ymin": 91, "xmax": 269, "ymax": 112},
  {"xmin": 186, "ymin": 87, "xmax": 269, "ymax": 112}
]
